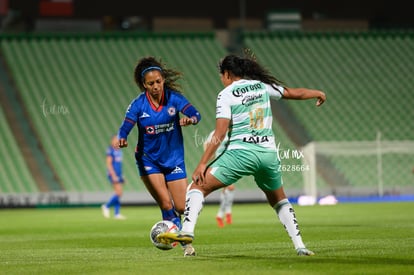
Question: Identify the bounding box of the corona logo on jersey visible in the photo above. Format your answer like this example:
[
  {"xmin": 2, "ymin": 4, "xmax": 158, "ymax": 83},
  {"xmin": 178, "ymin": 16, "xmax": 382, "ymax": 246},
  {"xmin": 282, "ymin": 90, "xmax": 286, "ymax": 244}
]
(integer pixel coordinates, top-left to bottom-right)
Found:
[{"xmin": 232, "ymin": 83, "xmax": 264, "ymax": 97}]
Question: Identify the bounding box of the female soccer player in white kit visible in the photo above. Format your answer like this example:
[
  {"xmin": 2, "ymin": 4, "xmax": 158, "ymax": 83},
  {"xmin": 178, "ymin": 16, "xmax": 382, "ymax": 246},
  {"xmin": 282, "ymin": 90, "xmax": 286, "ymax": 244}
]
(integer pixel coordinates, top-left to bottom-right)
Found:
[{"xmin": 158, "ymin": 53, "xmax": 326, "ymax": 257}]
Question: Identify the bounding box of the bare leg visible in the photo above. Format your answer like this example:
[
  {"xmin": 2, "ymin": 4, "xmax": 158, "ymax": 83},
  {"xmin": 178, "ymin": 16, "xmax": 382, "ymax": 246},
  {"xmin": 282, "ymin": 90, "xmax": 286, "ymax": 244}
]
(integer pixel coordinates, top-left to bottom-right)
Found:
[
  {"xmin": 166, "ymin": 178, "xmax": 188, "ymax": 214},
  {"xmin": 141, "ymin": 174, "xmax": 174, "ymax": 210}
]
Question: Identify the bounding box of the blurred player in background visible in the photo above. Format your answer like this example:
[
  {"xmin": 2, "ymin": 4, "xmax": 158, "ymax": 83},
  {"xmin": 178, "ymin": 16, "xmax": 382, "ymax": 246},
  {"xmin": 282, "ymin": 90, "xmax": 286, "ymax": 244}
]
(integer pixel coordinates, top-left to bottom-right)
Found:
[
  {"xmin": 204, "ymin": 130, "xmax": 235, "ymax": 228},
  {"xmin": 158, "ymin": 52, "xmax": 326, "ymax": 256},
  {"xmin": 102, "ymin": 135, "xmax": 126, "ymax": 220},
  {"xmin": 114, "ymin": 56, "xmax": 201, "ymax": 235}
]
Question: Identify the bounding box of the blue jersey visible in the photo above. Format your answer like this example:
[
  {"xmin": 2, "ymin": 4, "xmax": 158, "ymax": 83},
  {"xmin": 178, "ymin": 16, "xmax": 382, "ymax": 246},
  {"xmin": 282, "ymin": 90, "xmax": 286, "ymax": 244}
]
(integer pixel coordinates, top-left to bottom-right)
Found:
[
  {"xmin": 118, "ymin": 89, "xmax": 201, "ymax": 169},
  {"xmin": 106, "ymin": 146, "xmax": 123, "ymax": 177}
]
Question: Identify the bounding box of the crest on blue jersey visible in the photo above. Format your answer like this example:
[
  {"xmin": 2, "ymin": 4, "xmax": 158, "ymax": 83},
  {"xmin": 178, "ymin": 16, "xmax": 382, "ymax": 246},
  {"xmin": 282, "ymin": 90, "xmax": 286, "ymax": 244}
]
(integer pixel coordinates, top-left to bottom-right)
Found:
[{"xmin": 168, "ymin": 107, "xmax": 176, "ymax": 116}]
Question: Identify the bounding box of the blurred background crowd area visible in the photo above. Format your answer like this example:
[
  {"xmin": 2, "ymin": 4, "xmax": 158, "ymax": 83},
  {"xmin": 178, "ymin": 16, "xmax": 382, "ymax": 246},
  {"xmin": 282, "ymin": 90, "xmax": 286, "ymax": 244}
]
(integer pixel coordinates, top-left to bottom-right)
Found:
[
  {"xmin": 1, "ymin": 0, "xmax": 413, "ymax": 205},
  {"xmin": 1, "ymin": 0, "xmax": 413, "ymax": 49}
]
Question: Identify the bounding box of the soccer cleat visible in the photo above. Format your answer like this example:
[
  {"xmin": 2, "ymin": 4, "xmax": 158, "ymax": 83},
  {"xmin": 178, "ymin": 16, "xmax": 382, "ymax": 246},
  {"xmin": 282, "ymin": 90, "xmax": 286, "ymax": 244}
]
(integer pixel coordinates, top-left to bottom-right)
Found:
[
  {"xmin": 114, "ymin": 214, "xmax": 126, "ymax": 220},
  {"xmin": 296, "ymin": 248, "xmax": 315, "ymax": 256},
  {"xmin": 101, "ymin": 204, "xmax": 110, "ymax": 218},
  {"xmin": 216, "ymin": 216, "xmax": 224, "ymax": 227},
  {"xmin": 225, "ymin": 213, "xmax": 232, "ymax": 225},
  {"xmin": 183, "ymin": 244, "xmax": 196, "ymax": 257},
  {"xmin": 156, "ymin": 232, "xmax": 193, "ymax": 245}
]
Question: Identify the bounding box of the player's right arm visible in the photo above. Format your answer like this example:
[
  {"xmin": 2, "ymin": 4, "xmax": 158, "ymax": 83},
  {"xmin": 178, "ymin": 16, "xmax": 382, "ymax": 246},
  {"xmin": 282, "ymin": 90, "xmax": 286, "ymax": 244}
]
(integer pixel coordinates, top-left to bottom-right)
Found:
[
  {"xmin": 193, "ymin": 118, "xmax": 229, "ymax": 184},
  {"xmin": 117, "ymin": 98, "xmax": 140, "ymax": 148}
]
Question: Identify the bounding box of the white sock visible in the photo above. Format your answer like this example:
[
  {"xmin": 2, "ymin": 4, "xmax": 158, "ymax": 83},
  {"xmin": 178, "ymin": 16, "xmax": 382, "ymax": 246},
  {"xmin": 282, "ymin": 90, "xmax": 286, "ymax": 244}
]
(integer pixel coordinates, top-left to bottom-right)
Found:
[
  {"xmin": 182, "ymin": 189, "xmax": 204, "ymax": 235},
  {"xmin": 224, "ymin": 189, "xmax": 235, "ymax": 214},
  {"xmin": 217, "ymin": 191, "xmax": 226, "ymax": 218},
  {"xmin": 274, "ymin": 198, "xmax": 306, "ymax": 249}
]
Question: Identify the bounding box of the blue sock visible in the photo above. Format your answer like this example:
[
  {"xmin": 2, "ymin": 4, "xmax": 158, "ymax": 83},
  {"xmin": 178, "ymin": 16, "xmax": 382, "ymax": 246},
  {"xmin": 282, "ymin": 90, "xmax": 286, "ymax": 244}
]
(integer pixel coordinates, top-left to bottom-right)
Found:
[
  {"xmin": 107, "ymin": 195, "xmax": 120, "ymax": 214},
  {"xmin": 113, "ymin": 195, "xmax": 120, "ymax": 215},
  {"xmin": 114, "ymin": 205, "xmax": 120, "ymax": 215},
  {"xmin": 161, "ymin": 208, "xmax": 182, "ymax": 229}
]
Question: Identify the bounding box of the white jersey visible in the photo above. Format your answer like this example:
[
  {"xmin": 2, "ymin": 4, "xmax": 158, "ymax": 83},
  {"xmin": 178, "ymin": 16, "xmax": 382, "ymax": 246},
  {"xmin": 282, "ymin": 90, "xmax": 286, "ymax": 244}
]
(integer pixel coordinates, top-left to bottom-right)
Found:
[{"xmin": 215, "ymin": 79, "xmax": 284, "ymax": 152}]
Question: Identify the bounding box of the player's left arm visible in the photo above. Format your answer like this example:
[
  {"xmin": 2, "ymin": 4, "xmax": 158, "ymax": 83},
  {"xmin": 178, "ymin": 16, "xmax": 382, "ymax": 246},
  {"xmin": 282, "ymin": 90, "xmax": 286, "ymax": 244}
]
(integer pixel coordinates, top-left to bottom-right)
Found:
[
  {"xmin": 283, "ymin": 87, "xmax": 326, "ymax": 106},
  {"xmin": 180, "ymin": 103, "xmax": 201, "ymax": 126}
]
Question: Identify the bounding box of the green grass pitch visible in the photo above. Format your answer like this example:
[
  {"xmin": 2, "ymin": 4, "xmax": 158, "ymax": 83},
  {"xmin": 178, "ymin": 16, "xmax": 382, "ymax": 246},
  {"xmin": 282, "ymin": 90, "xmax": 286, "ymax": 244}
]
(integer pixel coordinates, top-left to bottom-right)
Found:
[{"xmin": 1, "ymin": 202, "xmax": 413, "ymax": 274}]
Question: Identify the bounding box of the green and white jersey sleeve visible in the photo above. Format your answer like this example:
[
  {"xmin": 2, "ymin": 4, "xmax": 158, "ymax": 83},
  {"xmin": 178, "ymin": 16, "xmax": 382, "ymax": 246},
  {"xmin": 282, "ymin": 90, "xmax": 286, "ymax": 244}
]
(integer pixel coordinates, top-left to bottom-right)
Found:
[{"xmin": 215, "ymin": 79, "xmax": 284, "ymax": 152}]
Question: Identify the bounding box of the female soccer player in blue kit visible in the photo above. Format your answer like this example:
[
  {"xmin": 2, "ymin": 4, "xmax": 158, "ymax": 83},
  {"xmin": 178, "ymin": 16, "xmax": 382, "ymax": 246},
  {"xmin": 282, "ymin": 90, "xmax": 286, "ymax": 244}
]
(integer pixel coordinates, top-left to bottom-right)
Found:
[
  {"xmin": 102, "ymin": 135, "xmax": 127, "ymax": 220},
  {"xmin": 114, "ymin": 56, "xmax": 201, "ymax": 239}
]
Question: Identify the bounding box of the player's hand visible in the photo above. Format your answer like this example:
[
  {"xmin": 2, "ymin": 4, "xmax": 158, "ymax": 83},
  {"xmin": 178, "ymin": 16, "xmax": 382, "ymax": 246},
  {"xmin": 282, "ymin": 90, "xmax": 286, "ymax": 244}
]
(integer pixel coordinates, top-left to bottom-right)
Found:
[
  {"xmin": 112, "ymin": 138, "xmax": 120, "ymax": 149},
  {"xmin": 179, "ymin": 117, "xmax": 195, "ymax": 126},
  {"xmin": 316, "ymin": 91, "xmax": 326, "ymax": 106},
  {"xmin": 192, "ymin": 164, "xmax": 206, "ymax": 185},
  {"xmin": 119, "ymin": 138, "xmax": 128, "ymax": 148}
]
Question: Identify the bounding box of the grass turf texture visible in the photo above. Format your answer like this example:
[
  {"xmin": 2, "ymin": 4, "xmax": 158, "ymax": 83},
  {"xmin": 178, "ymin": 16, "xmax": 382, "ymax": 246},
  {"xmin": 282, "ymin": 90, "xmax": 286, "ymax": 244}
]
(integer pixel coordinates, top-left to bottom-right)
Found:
[{"xmin": 1, "ymin": 202, "xmax": 413, "ymax": 275}]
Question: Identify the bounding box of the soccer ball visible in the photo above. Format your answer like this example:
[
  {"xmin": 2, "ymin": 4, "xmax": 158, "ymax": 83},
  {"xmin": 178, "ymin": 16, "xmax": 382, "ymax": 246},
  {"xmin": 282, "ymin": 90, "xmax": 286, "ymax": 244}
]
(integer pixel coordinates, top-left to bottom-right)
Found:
[{"xmin": 149, "ymin": 220, "xmax": 179, "ymax": 250}]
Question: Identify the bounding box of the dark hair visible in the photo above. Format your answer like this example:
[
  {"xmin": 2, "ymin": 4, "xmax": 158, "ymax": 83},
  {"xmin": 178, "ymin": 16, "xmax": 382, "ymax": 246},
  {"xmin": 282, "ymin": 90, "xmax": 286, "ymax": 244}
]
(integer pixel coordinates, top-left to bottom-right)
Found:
[
  {"xmin": 218, "ymin": 50, "xmax": 284, "ymax": 89},
  {"xmin": 134, "ymin": 56, "xmax": 183, "ymax": 93}
]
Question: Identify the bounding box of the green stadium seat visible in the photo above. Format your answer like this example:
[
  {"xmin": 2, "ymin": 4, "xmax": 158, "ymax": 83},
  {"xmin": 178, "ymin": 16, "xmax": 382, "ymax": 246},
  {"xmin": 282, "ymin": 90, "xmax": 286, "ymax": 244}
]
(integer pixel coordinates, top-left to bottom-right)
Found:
[
  {"xmin": 2, "ymin": 31, "xmax": 413, "ymax": 197},
  {"xmin": 1, "ymin": 33, "xmax": 229, "ymax": 192},
  {"xmin": 0, "ymin": 106, "xmax": 39, "ymax": 193},
  {"xmin": 244, "ymin": 31, "xmax": 414, "ymax": 194}
]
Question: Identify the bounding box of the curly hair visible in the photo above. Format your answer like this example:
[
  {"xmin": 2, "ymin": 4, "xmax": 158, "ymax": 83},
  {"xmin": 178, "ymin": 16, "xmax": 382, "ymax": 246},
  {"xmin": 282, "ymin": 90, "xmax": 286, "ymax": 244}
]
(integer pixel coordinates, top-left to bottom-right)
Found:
[
  {"xmin": 218, "ymin": 49, "xmax": 284, "ymax": 89},
  {"xmin": 134, "ymin": 56, "xmax": 183, "ymax": 93}
]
